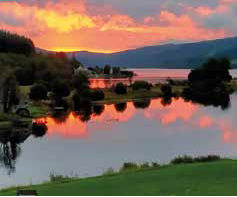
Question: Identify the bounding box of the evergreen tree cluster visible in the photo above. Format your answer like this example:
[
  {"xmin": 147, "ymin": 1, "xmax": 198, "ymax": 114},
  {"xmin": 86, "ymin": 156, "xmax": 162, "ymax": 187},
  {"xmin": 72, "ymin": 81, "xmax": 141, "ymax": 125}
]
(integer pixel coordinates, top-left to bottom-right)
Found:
[{"xmin": 0, "ymin": 30, "xmax": 35, "ymax": 55}]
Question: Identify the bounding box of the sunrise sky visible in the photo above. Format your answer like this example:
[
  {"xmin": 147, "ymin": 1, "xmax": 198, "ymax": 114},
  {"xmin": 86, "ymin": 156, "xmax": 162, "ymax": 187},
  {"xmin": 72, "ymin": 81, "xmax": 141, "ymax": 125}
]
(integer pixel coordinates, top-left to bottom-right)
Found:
[{"xmin": 0, "ymin": 0, "xmax": 236, "ymax": 53}]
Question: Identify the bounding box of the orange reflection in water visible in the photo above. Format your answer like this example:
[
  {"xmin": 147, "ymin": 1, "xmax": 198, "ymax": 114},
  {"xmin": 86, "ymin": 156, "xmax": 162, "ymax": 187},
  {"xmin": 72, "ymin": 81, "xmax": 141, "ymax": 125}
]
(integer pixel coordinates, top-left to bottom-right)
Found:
[
  {"xmin": 34, "ymin": 97, "xmax": 237, "ymax": 146},
  {"xmin": 36, "ymin": 113, "xmax": 87, "ymax": 139},
  {"xmin": 89, "ymin": 79, "xmax": 131, "ymax": 89},
  {"xmin": 35, "ymin": 103, "xmax": 135, "ymax": 139},
  {"xmin": 92, "ymin": 103, "xmax": 135, "ymax": 123},
  {"xmin": 199, "ymin": 116, "xmax": 213, "ymax": 128},
  {"xmin": 145, "ymin": 98, "xmax": 199, "ymax": 125},
  {"xmin": 90, "ymin": 80, "xmax": 107, "ymax": 89}
]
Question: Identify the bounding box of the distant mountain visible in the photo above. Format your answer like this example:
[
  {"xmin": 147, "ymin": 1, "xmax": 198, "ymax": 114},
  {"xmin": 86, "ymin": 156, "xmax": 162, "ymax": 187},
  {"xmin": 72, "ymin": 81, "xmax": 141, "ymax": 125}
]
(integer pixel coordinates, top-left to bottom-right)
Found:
[{"xmin": 40, "ymin": 37, "xmax": 237, "ymax": 69}]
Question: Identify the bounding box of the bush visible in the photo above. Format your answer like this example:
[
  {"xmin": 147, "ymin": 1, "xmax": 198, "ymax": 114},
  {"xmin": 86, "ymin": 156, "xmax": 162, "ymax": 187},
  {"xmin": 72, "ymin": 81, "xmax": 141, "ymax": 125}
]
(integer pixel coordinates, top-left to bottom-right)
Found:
[
  {"xmin": 72, "ymin": 72, "xmax": 90, "ymax": 93},
  {"xmin": 193, "ymin": 155, "xmax": 221, "ymax": 163},
  {"xmin": 103, "ymin": 168, "xmax": 116, "ymax": 176},
  {"xmin": 120, "ymin": 70, "xmax": 134, "ymax": 78},
  {"xmin": 151, "ymin": 162, "xmax": 160, "ymax": 168},
  {"xmin": 90, "ymin": 90, "xmax": 105, "ymax": 101},
  {"xmin": 29, "ymin": 84, "xmax": 48, "ymax": 101},
  {"xmin": 114, "ymin": 83, "xmax": 127, "ymax": 95},
  {"xmin": 120, "ymin": 162, "xmax": 139, "ymax": 171},
  {"xmin": 140, "ymin": 162, "xmax": 150, "ymax": 169},
  {"xmin": 73, "ymin": 92, "xmax": 92, "ymax": 110},
  {"xmin": 161, "ymin": 84, "xmax": 172, "ymax": 97},
  {"xmin": 49, "ymin": 172, "xmax": 68, "ymax": 183},
  {"xmin": 171, "ymin": 155, "xmax": 194, "ymax": 164},
  {"xmin": 51, "ymin": 79, "xmax": 70, "ymax": 99},
  {"xmin": 171, "ymin": 155, "xmax": 221, "ymax": 165},
  {"xmin": 132, "ymin": 81, "xmax": 152, "ymax": 91}
]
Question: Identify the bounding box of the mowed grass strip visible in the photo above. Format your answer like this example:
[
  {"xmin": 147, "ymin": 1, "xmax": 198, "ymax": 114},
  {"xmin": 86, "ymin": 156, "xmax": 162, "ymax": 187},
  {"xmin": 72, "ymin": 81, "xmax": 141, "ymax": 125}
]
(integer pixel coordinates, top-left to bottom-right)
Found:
[{"xmin": 1, "ymin": 160, "xmax": 237, "ymax": 196}]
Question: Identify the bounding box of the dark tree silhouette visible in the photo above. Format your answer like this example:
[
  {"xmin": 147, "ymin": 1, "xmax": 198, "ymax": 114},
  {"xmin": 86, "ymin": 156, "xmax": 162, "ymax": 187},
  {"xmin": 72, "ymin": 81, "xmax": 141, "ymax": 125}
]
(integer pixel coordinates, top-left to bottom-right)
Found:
[
  {"xmin": 133, "ymin": 99, "xmax": 151, "ymax": 109},
  {"xmin": 114, "ymin": 83, "xmax": 127, "ymax": 95},
  {"xmin": 93, "ymin": 105, "xmax": 105, "ymax": 116},
  {"xmin": 0, "ymin": 30, "xmax": 35, "ymax": 55},
  {"xmin": 114, "ymin": 103, "xmax": 127, "ymax": 113},
  {"xmin": 29, "ymin": 84, "xmax": 48, "ymax": 101},
  {"xmin": 104, "ymin": 65, "xmax": 111, "ymax": 75}
]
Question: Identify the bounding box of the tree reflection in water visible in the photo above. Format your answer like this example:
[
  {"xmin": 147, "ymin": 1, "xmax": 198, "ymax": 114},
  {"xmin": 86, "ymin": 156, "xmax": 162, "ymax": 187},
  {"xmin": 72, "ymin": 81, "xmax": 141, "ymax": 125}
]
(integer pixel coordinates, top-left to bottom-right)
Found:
[
  {"xmin": 0, "ymin": 122, "xmax": 48, "ymax": 174},
  {"xmin": 93, "ymin": 105, "xmax": 105, "ymax": 116},
  {"xmin": 161, "ymin": 97, "xmax": 172, "ymax": 107},
  {"xmin": 32, "ymin": 122, "xmax": 48, "ymax": 138},
  {"xmin": 0, "ymin": 129, "xmax": 29, "ymax": 174},
  {"xmin": 182, "ymin": 88, "xmax": 231, "ymax": 110},
  {"xmin": 133, "ymin": 99, "xmax": 151, "ymax": 109},
  {"xmin": 114, "ymin": 103, "xmax": 127, "ymax": 113},
  {"xmin": 1, "ymin": 89, "xmax": 233, "ymax": 175}
]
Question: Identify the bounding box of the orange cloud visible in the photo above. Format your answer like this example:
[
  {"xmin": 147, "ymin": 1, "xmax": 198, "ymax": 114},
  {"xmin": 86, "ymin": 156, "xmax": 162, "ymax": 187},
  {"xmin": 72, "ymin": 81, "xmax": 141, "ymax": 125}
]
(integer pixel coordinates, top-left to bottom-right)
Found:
[
  {"xmin": 194, "ymin": 0, "xmax": 234, "ymax": 17},
  {"xmin": 0, "ymin": 0, "xmax": 229, "ymax": 52},
  {"xmin": 195, "ymin": 7, "xmax": 215, "ymax": 16}
]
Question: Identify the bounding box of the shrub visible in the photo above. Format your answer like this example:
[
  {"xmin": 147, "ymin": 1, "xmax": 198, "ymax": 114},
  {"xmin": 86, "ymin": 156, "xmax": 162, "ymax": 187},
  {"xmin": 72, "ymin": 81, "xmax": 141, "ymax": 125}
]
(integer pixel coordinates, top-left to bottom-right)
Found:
[
  {"xmin": 171, "ymin": 155, "xmax": 194, "ymax": 164},
  {"xmin": 120, "ymin": 70, "xmax": 134, "ymax": 78},
  {"xmin": 90, "ymin": 90, "xmax": 105, "ymax": 101},
  {"xmin": 161, "ymin": 84, "xmax": 172, "ymax": 97},
  {"xmin": 114, "ymin": 83, "xmax": 127, "ymax": 95},
  {"xmin": 51, "ymin": 79, "xmax": 70, "ymax": 99},
  {"xmin": 193, "ymin": 155, "xmax": 220, "ymax": 163},
  {"xmin": 73, "ymin": 92, "xmax": 92, "ymax": 110},
  {"xmin": 29, "ymin": 84, "xmax": 48, "ymax": 101},
  {"xmin": 103, "ymin": 168, "xmax": 116, "ymax": 176},
  {"xmin": 112, "ymin": 67, "xmax": 120, "ymax": 76},
  {"xmin": 49, "ymin": 172, "xmax": 68, "ymax": 183},
  {"xmin": 132, "ymin": 81, "xmax": 152, "ymax": 91},
  {"xmin": 120, "ymin": 162, "xmax": 139, "ymax": 171},
  {"xmin": 72, "ymin": 72, "xmax": 90, "ymax": 93},
  {"xmin": 171, "ymin": 155, "xmax": 221, "ymax": 165},
  {"xmin": 140, "ymin": 162, "xmax": 150, "ymax": 169},
  {"xmin": 151, "ymin": 162, "xmax": 160, "ymax": 168}
]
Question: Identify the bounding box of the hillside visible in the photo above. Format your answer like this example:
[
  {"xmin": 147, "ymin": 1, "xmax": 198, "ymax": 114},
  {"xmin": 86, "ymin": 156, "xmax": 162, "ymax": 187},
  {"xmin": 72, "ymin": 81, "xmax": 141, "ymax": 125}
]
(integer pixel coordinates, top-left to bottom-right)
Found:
[
  {"xmin": 1, "ymin": 160, "xmax": 237, "ymax": 196},
  {"xmin": 64, "ymin": 37, "xmax": 237, "ymax": 69}
]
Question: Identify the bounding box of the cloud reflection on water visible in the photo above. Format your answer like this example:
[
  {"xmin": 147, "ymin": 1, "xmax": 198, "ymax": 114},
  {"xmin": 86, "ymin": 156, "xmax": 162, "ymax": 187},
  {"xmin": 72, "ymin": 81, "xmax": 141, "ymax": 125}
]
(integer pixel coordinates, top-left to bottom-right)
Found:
[{"xmin": 35, "ymin": 96, "xmax": 237, "ymax": 145}]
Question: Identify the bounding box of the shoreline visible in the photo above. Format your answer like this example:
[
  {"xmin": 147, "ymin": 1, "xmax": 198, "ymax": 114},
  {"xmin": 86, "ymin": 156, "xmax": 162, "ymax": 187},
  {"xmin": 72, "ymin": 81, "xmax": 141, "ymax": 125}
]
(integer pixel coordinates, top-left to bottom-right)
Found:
[{"xmin": 0, "ymin": 79, "xmax": 237, "ymax": 125}]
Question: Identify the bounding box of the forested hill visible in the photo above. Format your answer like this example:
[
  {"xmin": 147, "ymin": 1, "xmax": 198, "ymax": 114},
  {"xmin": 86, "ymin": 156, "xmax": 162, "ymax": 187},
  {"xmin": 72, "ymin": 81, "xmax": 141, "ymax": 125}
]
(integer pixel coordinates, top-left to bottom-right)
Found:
[
  {"xmin": 65, "ymin": 37, "xmax": 237, "ymax": 69},
  {"xmin": 0, "ymin": 30, "xmax": 35, "ymax": 55}
]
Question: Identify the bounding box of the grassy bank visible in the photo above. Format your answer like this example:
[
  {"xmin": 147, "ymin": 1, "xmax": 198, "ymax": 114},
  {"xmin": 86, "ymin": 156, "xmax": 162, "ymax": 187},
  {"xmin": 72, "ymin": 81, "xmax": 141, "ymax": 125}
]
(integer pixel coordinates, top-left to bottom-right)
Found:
[
  {"xmin": 1, "ymin": 159, "xmax": 237, "ymax": 196},
  {"xmin": 93, "ymin": 85, "xmax": 186, "ymax": 104}
]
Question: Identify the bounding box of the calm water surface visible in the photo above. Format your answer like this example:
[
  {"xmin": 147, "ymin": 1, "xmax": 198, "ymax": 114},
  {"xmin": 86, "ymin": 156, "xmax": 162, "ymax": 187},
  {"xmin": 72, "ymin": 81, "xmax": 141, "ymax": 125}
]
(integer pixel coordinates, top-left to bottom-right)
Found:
[
  {"xmin": 90, "ymin": 69, "xmax": 237, "ymax": 88},
  {"xmin": 1, "ymin": 93, "xmax": 237, "ymax": 188}
]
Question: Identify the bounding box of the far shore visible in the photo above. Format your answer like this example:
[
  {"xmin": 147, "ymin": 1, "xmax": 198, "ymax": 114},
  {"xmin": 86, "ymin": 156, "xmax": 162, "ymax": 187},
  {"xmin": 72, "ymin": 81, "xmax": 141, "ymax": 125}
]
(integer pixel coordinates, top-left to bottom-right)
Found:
[{"xmin": 1, "ymin": 78, "xmax": 237, "ymax": 127}]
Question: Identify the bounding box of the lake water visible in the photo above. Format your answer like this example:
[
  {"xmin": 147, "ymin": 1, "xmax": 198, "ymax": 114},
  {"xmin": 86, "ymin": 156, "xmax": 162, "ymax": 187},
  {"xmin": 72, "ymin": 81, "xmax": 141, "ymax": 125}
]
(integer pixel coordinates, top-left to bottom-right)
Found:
[
  {"xmin": 90, "ymin": 69, "xmax": 237, "ymax": 88},
  {"xmin": 1, "ymin": 92, "xmax": 237, "ymax": 188},
  {"xmin": 1, "ymin": 68, "xmax": 237, "ymax": 189}
]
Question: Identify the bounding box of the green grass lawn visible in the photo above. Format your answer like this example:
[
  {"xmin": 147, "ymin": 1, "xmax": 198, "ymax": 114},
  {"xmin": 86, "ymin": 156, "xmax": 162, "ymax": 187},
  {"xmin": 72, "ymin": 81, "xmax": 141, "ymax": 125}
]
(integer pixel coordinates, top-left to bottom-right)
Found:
[{"xmin": 1, "ymin": 160, "xmax": 237, "ymax": 196}]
